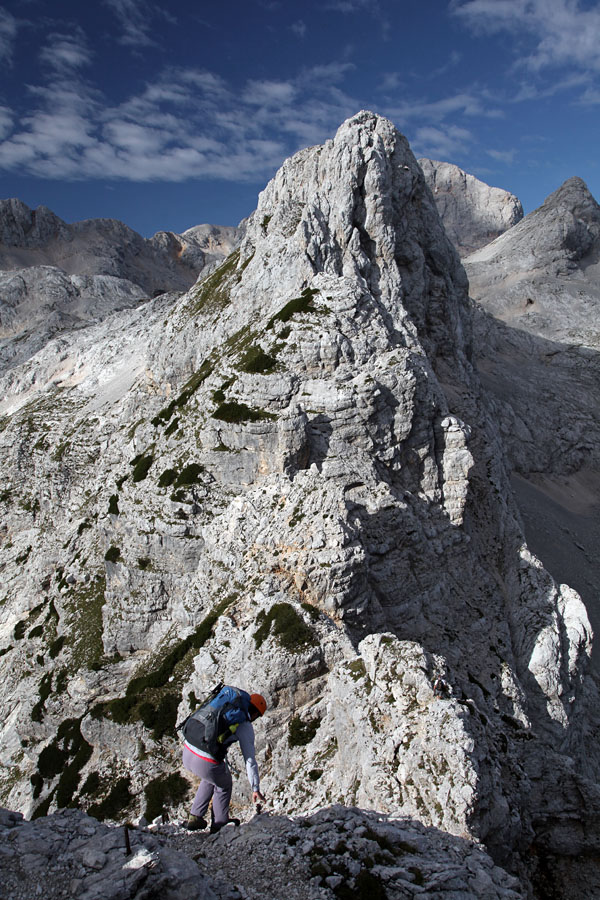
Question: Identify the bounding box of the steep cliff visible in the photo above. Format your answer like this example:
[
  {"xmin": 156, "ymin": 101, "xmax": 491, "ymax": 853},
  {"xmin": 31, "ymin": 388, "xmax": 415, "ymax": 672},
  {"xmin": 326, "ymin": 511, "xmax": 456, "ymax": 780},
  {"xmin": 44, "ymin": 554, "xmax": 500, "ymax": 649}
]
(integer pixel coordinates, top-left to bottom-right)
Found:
[
  {"xmin": 0, "ymin": 112, "xmax": 598, "ymax": 897},
  {"xmin": 419, "ymin": 158, "xmax": 523, "ymax": 257},
  {"xmin": 464, "ymin": 176, "xmax": 600, "ymax": 678}
]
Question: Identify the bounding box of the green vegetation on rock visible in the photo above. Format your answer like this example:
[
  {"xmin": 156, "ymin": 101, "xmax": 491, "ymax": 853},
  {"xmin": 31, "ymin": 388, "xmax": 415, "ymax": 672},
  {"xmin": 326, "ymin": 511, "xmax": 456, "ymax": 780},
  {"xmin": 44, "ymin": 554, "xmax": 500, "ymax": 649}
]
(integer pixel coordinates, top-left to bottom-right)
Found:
[
  {"xmin": 144, "ymin": 772, "xmax": 189, "ymax": 821},
  {"xmin": 104, "ymin": 546, "xmax": 121, "ymax": 563},
  {"xmin": 253, "ymin": 602, "xmax": 318, "ymax": 653},
  {"xmin": 130, "ymin": 453, "xmax": 154, "ymax": 482},
  {"xmin": 31, "ymin": 672, "xmax": 53, "ymax": 722},
  {"xmin": 212, "ymin": 401, "xmax": 276, "ymax": 424},
  {"xmin": 63, "ymin": 574, "xmax": 106, "ymax": 670},
  {"xmin": 33, "ymin": 717, "xmax": 93, "ymax": 816},
  {"xmin": 266, "ymin": 287, "xmax": 319, "ymax": 330},
  {"xmin": 92, "ymin": 593, "xmax": 238, "ymax": 738},
  {"xmin": 184, "ymin": 248, "xmax": 241, "ymax": 318},
  {"xmin": 239, "ymin": 346, "xmax": 278, "ymax": 374},
  {"xmin": 288, "ymin": 715, "xmax": 321, "ymax": 747},
  {"xmin": 87, "ymin": 775, "xmax": 133, "ymax": 821},
  {"xmin": 158, "ymin": 468, "xmax": 177, "ymax": 487},
  {"xmin": 152, "ymin": 360, "xmax": 213, "ymax": 426},
  {"xmin": 174, "ymin": 463, "xmax": 203, "ymax": 486}
]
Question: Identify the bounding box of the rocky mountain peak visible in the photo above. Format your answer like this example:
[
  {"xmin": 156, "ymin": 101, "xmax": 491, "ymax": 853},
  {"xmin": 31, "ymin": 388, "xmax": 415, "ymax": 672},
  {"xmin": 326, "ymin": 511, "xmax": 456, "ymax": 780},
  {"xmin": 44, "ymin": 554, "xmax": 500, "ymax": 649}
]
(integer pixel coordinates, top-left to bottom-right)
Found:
[
  {"xmin": 1, "ymin": 111, "xmax": 599, "ymax": 898},
  {"xmin": 464, "ymin": 175, "xmax": 600, "ymax": 344},
  {"xmin": 543, "ymin": 174, "xmax": 600, "ymax": 214},
  {"xmin": 0, "ymin": 199, "xmax": 239, "ymax": 373},
  {"xmin": 0, "ymin": 198, "xmax": 68, "ymax": 247},
  {"xmin": 418, "ymin": 158, "xmax": 523, "ymax": 256}
]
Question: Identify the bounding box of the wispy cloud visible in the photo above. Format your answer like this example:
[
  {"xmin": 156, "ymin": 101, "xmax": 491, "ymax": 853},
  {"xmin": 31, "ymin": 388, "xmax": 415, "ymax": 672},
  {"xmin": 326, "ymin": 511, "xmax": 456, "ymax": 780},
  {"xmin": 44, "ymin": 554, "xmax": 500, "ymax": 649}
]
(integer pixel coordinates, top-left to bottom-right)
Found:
[
  {"xmin": 0, "ymin": 6, "xmax": 17, "ymax": 65},
  {"xmin": 291, "ymin": 19, "xmax": 307, "ymax": 38},
  {"xmin": 0, "ymin": 18, "xmax": 525, "ymax": 185},
  {"xmin": 412, "ymin": 124, "xmax": 473, "ymax": 160},
  {"xmin": 0, "ymin": 58, "xmax": 361, "ymax": 182},
  {"xmin": 243, "ymin": 79, "xmax": 297, "ymax": 106},
  {"xmin": 0, "ymin": 105, "xmax": 12, "ymax": 139},
  {"xmin": 452, "ymin": 0, "xmax": 600, "ymax": 73},
  {"xmin": 39, "ymin": 29, "xmax": 92, "ymax": 74},
  {"xmin": 579, "ymin": 86, "xmax": 600, "ymax": 105},
  {"xmin": 103, "ymin": 0, "xmax": 173, "ymax": 48},
  {"xmin": 385, "ymin": 90, "xmax": 502, "ymax": 124},
  {"xmin": 487, "ymin": 147, "xmax": 516, "ymax": 164}
]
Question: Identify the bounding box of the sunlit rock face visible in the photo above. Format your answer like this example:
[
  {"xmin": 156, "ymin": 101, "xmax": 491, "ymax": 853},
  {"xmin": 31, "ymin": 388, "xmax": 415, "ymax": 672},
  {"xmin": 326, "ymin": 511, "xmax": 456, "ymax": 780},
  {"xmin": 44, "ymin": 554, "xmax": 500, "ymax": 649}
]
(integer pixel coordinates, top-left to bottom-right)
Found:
[
  {"xmin": 419, "ymin": 158, "xmax": 523, "ymax": 257},
  {"xmin": 463, "ymin": 177, "xmax": 600, "ymax": 676},
  {"xmin": 0, "ymin": 198, "xmax": 238, "ymax": 371},
  {"xmin": 1, "ymin": 111, "xmax": 599, "ymax": 898}
]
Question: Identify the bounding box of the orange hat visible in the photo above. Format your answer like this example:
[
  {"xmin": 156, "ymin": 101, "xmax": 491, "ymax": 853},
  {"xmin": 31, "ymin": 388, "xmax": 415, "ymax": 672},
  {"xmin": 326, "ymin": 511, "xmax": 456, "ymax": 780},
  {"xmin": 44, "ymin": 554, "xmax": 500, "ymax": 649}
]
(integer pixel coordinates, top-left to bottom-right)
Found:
[{"xmin": 250, "ymin": 693, "xmax": 267, "ymax": 716}]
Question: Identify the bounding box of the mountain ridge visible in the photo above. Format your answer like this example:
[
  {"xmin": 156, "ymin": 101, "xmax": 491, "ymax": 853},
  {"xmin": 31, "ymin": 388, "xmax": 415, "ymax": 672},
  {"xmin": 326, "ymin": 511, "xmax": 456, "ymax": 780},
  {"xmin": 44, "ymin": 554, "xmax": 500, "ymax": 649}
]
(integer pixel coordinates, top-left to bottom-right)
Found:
[{"xmin": 1, "ymin": 110, "xmax": 599, "ymax": 898}]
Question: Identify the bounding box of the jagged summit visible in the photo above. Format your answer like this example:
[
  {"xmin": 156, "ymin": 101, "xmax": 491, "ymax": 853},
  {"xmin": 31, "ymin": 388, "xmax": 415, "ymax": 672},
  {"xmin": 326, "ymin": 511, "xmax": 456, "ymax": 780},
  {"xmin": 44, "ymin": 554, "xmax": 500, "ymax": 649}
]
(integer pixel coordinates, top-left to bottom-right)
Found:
[
  {"xmin": 0, "ymin": 111, "xmax": 599, "ymax": 898},
  {"xmin": 419, "ymin": 157, "xmax": 523, "ymax": 256},
  {"xmin": 0, "ymin": 196, "xmax": 232, "ymax": 287},
  {"xmin": 0, "ymin": 198, "xmax": 238, "ymax": 372},
  {"xmin": 465, "ymin": 175, "xmax": 600, "ymax": 344}
]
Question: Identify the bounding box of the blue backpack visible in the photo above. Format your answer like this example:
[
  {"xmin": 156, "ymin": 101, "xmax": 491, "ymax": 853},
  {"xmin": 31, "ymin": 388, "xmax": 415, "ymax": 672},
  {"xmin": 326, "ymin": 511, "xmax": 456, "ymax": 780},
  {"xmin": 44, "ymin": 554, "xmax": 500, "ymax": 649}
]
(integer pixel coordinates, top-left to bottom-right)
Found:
[{"xmin": 180, "ymin": 684, "xmax": 252, "ymax": 761}]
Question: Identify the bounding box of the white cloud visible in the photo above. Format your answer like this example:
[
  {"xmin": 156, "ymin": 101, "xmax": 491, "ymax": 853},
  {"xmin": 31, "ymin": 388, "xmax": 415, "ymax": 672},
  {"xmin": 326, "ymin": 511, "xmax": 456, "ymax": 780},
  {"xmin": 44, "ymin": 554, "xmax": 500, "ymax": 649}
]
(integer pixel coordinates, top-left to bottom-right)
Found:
[
  {"xmin": 579, "ymin": 86, "xmax": 600, "ymax": 104},
  {"xmin": 452, "ymin": 0, "xmax": 600, "ymax": 73},
  {"xmin": 0, "ymin": 60, "xmax": 359, "ymax": 182},
  {"xmin": 0, "ymin": 6, "xmax": 17, "ymax": 65},
  {"xmin": 0, "ymin": 105, "xmax": 12, "ymax": 139},
  {"xmin": 243, "ymin": 80, "xmax": 297, "ymax": 106},
  {"xmin": 291, "ymin": 20, "xmax": 307, "ymax": 38},
  {"xmin": 412, "ymin": 124, "xmax": 473, "ymax": 159},
  {"xmin": 0, "ymin": 29, "xmax": 512, "ymax": 186},
  {"xmin": 379, "ymin": 72, "xmax": 404, "ymax": 93},
  {"xmin": 487, "ymin": 148, "xmax": 516, "ymax": 164},
  {"xmin": 386, "ymin": 91, "xmax": 501, "ymax": 124},
  {"xmin": 39, "ymin": 29, "xmax": 92, "ymax": 74},
  {"xmin": 103, "ymin": 0, "xmax": 168, "ymax": 48}
]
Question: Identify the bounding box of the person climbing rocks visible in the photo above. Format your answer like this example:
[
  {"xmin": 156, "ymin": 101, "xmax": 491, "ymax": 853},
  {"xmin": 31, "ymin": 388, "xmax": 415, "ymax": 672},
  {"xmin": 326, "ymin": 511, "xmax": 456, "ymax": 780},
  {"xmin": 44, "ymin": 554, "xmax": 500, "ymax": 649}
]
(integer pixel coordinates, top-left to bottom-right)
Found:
[
  {"xmin": 181, "ymin": 685, "xmax": 267, "ymax": 832},
  {"xmin": 433, "ymin": 676, "xmax": 450, "ymax": 698}
]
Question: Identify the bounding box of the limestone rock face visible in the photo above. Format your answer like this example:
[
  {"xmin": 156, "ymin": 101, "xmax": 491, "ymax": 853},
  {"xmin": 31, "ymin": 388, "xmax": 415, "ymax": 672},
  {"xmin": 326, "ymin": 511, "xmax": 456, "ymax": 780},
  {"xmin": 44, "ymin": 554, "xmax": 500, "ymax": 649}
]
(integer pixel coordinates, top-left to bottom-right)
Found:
[
  {"xmin": 0, "ymin": 112, "xmax": 599, "ymax": 897},
  {"xmin": 0, "ymin": 198, "xmax": 239, "ymax": 370},
  {"xmin": 463, "ymin": 178, "xmax": 600, "ymax": 655},
  {"xmin": 419, "ymin": 158, "xmax": 523, "ymax": 256},
  {"xmin": 465, "ymin": 177, "xmax": 600, "ymax": 345}
]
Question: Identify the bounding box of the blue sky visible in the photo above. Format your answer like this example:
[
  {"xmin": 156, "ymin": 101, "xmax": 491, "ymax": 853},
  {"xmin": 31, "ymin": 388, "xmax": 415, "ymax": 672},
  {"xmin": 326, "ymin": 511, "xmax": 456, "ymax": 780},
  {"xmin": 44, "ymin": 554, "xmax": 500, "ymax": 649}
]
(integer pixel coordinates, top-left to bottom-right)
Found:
[{"xmin": 0, "ymin": 0, "xmax": 598, "ymax": 236}]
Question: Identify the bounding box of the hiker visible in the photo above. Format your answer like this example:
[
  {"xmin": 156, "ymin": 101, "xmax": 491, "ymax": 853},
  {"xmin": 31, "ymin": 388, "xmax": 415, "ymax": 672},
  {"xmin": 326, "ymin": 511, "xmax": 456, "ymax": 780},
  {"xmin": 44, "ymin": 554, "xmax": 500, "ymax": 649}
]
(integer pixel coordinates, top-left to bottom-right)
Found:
[
  {"xmin": 181, "ymin": 686, "xmax": 267, "ymax": 832},
  {"xmin": 433, "ymin": 676, "xmax": 450, "ymax": 698}
]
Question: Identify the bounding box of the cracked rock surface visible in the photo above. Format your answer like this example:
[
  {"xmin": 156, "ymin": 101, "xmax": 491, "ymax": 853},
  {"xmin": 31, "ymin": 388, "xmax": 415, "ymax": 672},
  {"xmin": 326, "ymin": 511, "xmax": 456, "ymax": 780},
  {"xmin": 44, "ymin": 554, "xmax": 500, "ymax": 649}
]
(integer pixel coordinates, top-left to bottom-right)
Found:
[{"xmin": 1, "ymin": 112, "xmax": 599, "ymax": 898}]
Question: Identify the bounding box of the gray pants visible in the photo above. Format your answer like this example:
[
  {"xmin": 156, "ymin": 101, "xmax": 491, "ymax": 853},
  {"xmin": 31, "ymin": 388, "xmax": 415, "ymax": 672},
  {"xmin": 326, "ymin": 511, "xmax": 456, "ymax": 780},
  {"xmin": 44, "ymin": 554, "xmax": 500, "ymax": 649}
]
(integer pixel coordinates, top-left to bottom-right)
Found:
[{"xmin": 182, "ymin": 745, "xmax": 232, "ymax": 825}]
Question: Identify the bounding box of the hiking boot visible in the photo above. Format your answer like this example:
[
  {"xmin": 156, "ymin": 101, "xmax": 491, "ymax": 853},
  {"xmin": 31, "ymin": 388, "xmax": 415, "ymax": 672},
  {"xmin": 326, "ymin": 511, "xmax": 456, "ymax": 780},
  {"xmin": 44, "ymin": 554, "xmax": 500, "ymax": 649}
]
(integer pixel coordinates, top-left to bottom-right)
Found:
[
  {"xmin": 210, "ymin": 817, "xmax": 240, "ymax": 834},
  {"xmin": 183, "ymin": 814, "xmax": 207, "ymax": 831}
]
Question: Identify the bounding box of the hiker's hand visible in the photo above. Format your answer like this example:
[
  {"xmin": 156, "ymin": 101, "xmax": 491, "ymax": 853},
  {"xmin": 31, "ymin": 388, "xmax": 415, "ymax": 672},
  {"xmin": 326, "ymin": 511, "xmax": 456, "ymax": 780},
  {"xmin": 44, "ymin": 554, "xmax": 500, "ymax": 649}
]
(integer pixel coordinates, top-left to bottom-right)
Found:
[{"xmin": 253, "ymin": 790, "xmax": 265, "ymax": 803}]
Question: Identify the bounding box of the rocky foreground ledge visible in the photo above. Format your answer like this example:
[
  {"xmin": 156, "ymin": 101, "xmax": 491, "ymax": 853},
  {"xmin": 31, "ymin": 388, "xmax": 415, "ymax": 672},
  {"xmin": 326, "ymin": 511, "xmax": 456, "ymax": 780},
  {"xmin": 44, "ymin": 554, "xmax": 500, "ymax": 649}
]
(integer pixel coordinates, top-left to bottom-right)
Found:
[{"xmin": 0, "ymin": 804, "xmax": 523, "ymax": 899}]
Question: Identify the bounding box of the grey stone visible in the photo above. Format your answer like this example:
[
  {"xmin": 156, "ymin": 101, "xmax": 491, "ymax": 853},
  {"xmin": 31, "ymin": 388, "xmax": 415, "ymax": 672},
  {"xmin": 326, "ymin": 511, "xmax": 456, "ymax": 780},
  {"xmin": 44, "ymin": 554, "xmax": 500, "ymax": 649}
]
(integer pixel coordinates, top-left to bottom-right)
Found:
[
  {"xmin": 0, "ymin": 112, "xmax": 598, "ymax": 898},
  {"xmin": 419, "ymin": 158, "xmax": 523, "ymax": 256}
]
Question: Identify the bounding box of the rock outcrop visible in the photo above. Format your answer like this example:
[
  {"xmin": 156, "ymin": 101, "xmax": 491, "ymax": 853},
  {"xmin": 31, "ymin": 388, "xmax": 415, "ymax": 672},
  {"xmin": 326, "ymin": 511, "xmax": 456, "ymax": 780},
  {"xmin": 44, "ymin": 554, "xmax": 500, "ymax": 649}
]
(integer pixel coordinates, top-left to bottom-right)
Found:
[
  {"xmin": 0, "ymin": 804, "xmax": 525, "ymax": 899},
  {"xmin": 465, "ymin": 177, "xmax": 600, "ymax": 346},
  {"xmin": 463, "ymin": 178, "xmax": 600, "ymax": 657},
  {"xmin": 0, "ymin": 199, "xmax": 239, "ymax": 371},
  {"xmin": 0, "ymin": 112, "xmax": 599, "ymax": 897},
  {"xmin": 0, "ymin": 807, "xmax": 216, "ymax": 900},
  {"xmin": 419, "ymin": 158, "xmax": 523, "ymax": 256}
]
